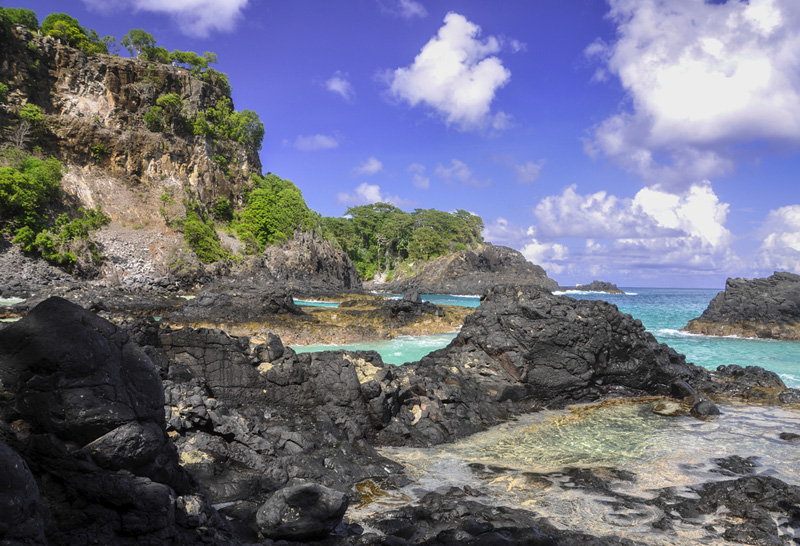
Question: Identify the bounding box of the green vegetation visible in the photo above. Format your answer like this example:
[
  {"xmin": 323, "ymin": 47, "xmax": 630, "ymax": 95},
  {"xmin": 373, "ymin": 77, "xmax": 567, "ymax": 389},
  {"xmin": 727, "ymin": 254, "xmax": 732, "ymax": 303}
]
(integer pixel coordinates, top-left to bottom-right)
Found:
[
  {"xmin": 90, "ymin": 143, "xmax": 109, "ymax": 163},
  {"xmin": 0, "ymin": 7, "xmax": 38, "ymax": 30},
  {"xmin": 237, "ymin": 173, "xmax": 317, "ymax": 250},
  {"xmin": 40, "ymin": 12, "xmax": 109, "ymax": 55},
  {"xmin": 183, "ymin": 209, "xmax": 226, "ymax": 263},
  {"xmin": 121, "ymin": 28, "xmax": 154, "ymax": 58},
  {"xmin": 322, "ymin": 204, "xmax": 484, "ymax": 279},
  {"xmin": 0, "ymin": 82, "xmax": 8, "ymax": 103},
  {"xmin": 0, "ymin": 150, "xmax": 109, "ymax": 271}
]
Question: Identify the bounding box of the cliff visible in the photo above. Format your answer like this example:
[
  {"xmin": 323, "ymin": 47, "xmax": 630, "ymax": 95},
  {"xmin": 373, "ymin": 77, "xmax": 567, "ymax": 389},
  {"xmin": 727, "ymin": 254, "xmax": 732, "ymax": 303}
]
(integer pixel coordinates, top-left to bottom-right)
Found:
[
  {"xmin": 376, "ymin": 244, "xmax": 558, "ymax": 296},
  {"xmin": 683, "ymin": 272, "xmax": 800, "ymax": 340}
]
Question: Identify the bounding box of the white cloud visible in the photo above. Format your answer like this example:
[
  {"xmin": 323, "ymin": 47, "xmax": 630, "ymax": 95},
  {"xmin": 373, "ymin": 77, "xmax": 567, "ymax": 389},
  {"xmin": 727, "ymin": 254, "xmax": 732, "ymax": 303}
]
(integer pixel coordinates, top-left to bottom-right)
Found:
[
  {"xmin": 408, "ymin": 163, "xmax": 430, "ymax": 189},
  {"xmin": 386, "ymin": 12, "xmax": 512, "ymax": 131},
  {"xmin": 515, "ymin": 160, "xmax": 543, "ymax": 184},
  {"xmin": 532, "ymin": 182, "xmax": 736, "ymax": 274},
  {"xmin": 378, "ymin": 0, "xmax": 427, "ymax": 19},
  {"xmin": 353, "ymin": 157, "xmax": 383, "ymax": 176},
  {"xmin": 520, "ymin": 236, "xmax": 570, "ymax": 276},
  {"xmin": 435, "ymin": 159, "xmax": 490, "ymax": 188},
  {"xmin": 291, "ymin": 134, "xmax": 340, "ymax": 151},
  {"xmin": 757, "ymin": 205, "xmax": 800, "ymax": 272},
  {"xmin": 587, "ymin": 0, "xmax": 800, "ymax": 187},
  {"xmin": 325, "ymin": 71, "xmax": 355, "ymax": 102},
  {"xmin": 482, "ymin": 217, "xmax": 529, "ymax": 248},
  {"xmin": 337, "ymin": 182, "xmax": 412, "ymax": 207},
  {"xmin": 83, "ymin": 0, "xmax": 249, "ymax": 37}
]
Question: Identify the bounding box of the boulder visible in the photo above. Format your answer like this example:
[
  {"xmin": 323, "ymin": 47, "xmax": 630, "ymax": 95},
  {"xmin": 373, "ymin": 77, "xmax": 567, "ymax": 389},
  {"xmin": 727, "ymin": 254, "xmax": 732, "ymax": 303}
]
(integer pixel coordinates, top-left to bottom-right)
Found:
[
  {"xmin": 0, "ymin": 440, "xmax": 46, "ymax": 544},
  {"xmin": 256, "ymin": 482, "xmax": 348, "ymax": 541},
  {"xmin": 0, "ymin": 297, "xmax": 233, "ymax": 544}
]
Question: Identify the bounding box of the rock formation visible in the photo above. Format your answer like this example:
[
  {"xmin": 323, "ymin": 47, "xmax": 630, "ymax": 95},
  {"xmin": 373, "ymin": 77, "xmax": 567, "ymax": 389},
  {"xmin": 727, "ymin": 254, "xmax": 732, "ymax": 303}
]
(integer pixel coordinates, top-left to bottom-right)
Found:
[
  {"xmin": 378, "ymin": 244, "xmax": 558, "ymax": 296},
  {"xmin": 0, "ymin": 297, "xmax": 236, "ymax": 544},
  {"xmin": 683, "ymin": 272, "xmax": 800, "ymax": 339},
  {"xmin": 559, "ymin": 280, "xmax": 626, "ymax": 294}
]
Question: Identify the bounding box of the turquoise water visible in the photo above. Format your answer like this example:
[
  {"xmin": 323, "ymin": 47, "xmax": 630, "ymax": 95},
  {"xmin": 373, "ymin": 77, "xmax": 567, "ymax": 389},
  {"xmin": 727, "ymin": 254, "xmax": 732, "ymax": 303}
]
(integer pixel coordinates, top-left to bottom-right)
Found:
[
  {"xmin": 293, "ymin": 299, "xmax": 340, "ymax": 308},
  {"xmin": 569, "ymin": 288, "xmax": 800, "ymax": 389},
  {"xmin": 292, "ymin": 332, "xmax": 458, "ymax": 365},
  {"xmin": 294, "ymin": 287, "xmax": 800, "ymax": 389}
]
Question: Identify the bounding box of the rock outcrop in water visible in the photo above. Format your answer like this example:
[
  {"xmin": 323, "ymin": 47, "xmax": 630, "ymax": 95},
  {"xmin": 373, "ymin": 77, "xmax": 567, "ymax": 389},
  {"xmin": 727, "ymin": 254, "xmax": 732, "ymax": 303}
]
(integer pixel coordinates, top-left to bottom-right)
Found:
[
  {"xmin": 558, "ymin": 280, "xmax": 625, "ymax": 294},
  {"xmin": 683, "ymin": 272, "xmax": 800, "ymax": 340},
  {"xmin": 376, "ymin": 244, "xmax": 558, "ymax": 296}
]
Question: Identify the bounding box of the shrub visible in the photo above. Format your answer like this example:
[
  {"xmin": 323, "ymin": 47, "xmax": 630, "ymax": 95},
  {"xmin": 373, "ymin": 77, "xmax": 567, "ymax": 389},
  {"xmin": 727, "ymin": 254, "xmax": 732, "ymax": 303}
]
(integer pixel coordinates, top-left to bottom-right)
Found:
[
  {"xmin": 213, "ymin": 197, "xmax": 233, "ymax": 222},
  {"xmin": 19, "ymin": 103, "xmax": 43, "ymax": 123},
  {"xmin": 183, "ymin": 210, "xmax": 225, "ymax": 263}
]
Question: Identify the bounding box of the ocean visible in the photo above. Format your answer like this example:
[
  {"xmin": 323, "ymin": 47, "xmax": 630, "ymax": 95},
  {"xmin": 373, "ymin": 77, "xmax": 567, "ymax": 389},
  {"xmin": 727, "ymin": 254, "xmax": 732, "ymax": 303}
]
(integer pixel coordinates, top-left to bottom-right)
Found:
[{"xmin": 292, "ymin": 288, "xmax": 800, "ymax": 389}]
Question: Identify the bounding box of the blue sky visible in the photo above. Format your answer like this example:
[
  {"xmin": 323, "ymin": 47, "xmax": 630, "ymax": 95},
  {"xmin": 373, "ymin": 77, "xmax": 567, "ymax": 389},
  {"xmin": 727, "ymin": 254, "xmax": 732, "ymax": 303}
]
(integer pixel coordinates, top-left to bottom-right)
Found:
[{"xmin": 18, "ymin": 0, "xmax": 800, "ymax": 287}]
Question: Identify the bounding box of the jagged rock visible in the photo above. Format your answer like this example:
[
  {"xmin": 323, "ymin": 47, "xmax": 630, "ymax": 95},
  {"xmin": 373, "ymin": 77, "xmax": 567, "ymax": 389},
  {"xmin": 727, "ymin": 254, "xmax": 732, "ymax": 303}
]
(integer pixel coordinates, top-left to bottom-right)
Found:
[
  {"xmin": 0, "ymin": 297, "xmax": 234, "ymax": 544},
  {"xmin": 377, "ymin": 244, "xmax": 558, "ymax": 296},
  {"xmin": 256, "ymin": 230, "xmax": 362, "ymax": 293},
  {"xmin": 683, "ymin": 272, "xmax": 800, "ymax": 339},
  {"xmin": 256, "ymin": 482, "xmax": 348, "ymax": 541}
]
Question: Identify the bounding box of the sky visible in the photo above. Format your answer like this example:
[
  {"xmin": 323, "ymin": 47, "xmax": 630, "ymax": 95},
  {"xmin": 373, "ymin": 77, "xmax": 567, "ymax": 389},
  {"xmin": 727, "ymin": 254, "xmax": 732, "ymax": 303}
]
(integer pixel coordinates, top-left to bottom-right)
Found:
[{"xmin": 16, "ymin": 0, "xmax": 800, "ymax": 288}]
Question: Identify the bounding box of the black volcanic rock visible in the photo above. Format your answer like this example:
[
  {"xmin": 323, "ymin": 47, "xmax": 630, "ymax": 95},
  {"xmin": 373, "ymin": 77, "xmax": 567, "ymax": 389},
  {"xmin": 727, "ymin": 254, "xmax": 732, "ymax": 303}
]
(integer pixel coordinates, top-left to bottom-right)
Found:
[
  {"xmin": 683, "ymin": 272, "xmax": 800, "ymax": 339},
  {"xmin": 256, "ymin": 482, "xmax": 348, "ymax": 541},
  {"xmin": 371, "ymin": 285, "xmax": 709, "ymax": 446},
  {"xmin": 0, "ymin": 297, "xmax": 234, "ymax": 544},
  {"xmin": 170, "ymin": 281, "xmax": 304, "ymax": 323},
  {"xmin": 379, "ymin": 244, "xmax": 558, "ymax": 295}
]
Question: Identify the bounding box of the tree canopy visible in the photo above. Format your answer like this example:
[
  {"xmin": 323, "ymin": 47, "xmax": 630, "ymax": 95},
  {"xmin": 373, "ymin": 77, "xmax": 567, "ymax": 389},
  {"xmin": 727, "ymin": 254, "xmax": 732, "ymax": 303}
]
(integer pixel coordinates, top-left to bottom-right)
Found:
[
  {"xmin": 0, "ymin": 7, "xmax": 38, "ymax": 30},
  {"xmin": 322, "ymin": 204, "xmax": 484, "ymax": 279}
]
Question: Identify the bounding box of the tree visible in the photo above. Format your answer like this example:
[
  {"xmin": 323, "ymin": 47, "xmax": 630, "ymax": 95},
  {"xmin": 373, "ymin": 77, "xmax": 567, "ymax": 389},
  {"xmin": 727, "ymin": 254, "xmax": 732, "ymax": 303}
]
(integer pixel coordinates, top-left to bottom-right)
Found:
[
  {"xmin": 0, "ymin": 7, "xmax": 39, "ymax": 30},
  {"xmin": 46, "ymin": 19, "xmax": 87, "ymax": 48},
  {"xmin": 121, "ymin": 28, "xmax": 155, "ymax": 58},
  {"xmin": 142, "ymin": 45, "xmax": 170, "ymax": 64},
  {"xmin": 41, "ymin": 13, "xmax": 85, "ymax": 36},
  {"xmin": 155, "ymin": 93, "xmax": 185, "ymax": 133}
]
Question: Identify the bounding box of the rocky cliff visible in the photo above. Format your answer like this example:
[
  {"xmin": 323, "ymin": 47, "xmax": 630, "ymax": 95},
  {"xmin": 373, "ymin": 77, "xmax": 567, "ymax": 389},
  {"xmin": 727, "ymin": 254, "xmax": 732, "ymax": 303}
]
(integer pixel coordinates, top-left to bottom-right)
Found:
[
  {"xmin": 376, "ymin": 244, "xmax": 558, "ymax": 296},
  {"xmin": 683, "ymin": 272, "xmax": 800, "ymax": 340}
]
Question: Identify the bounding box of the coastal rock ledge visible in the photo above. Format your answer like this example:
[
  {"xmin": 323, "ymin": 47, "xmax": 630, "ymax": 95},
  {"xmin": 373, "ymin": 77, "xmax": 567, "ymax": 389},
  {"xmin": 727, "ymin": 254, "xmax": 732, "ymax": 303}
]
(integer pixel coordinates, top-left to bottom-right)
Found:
[{"xmin": 683, "ymin": 272, "xmax": 800, "ymax": 340}]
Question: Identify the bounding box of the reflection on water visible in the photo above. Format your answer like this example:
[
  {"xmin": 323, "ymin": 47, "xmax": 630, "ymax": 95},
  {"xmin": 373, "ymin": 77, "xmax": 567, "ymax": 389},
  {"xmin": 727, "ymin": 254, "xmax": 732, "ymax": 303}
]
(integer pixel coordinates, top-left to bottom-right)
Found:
[{"xmin": 366, "ymin": 401, "xmax": 800, "ymax": 545}]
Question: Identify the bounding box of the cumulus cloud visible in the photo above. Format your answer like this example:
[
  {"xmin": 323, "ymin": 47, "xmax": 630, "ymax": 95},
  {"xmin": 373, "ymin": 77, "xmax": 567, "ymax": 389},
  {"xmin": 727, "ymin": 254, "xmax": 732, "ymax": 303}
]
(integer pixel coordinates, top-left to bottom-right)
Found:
[
  {"xmin": 482, "ymin": 217, "xmax": 529, "ymax": 248},
  {"xmin": 325, "ymin": 71, "xmax": 355, "ymax": 102},
  {"xmin": 757, "ymin": 205, "xmax": 800, "ymax": 272},
  {"xmin": 408, "ymin": 163, "xmax": 430, "ymax": 189},
  {"xmin": 291, "ymin": 134, "xmax": 340, "ymax": 151},
  {"xmin": 532, "ymin": 182, "xmax": 737, "ymax": 274},
  {"xmin": 353, "ymin": 157, "xmax": 383, "ymax": 176},
  {"xmin": 337, "ymin": 182, "xmax": 412, "ymax": 207},
  {"xmin": 82, "ymin": 0, "xmax": 248, "ymax": 37},
  {"xmin": 587, "ymin": 0, "xmax": 800, "ymax": 187},
  {"xmin": 378, "ymin": 0, "xmax": 427, "ymax": 19},
  {"xmin": 386, "ymin": 12, "xmax": 512, "ymax": 131},
  {"xmin": 435, "ymin": 159, "xmax": 490, "ymax": 188},
  {"xmin": 520, "ymin": 233, "xmax": 570, "ymax": 276}
]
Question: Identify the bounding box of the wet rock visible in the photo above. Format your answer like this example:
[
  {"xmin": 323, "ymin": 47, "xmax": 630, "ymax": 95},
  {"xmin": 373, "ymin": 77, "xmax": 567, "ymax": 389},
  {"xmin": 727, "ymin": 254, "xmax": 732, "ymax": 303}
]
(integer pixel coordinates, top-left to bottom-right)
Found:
[
  {"xmin": 652, "ymin": 400, "xmax": 684, "ymax": 416},
  {"xmin": 689, "ymin": 400, "xmax": 721, "ymax": 418},
  {"xmin": 256, "ymin": 482, "xmax": 348, "ymax": 541},
  {"xmin": 683, "ymin": 272, "xmax": 800, "ymax": 339},
  {"xmin": 171, "ymin": 282, "xmax": 304, "ymax": 323},
  {"xmin": 712, "ymin": 455, "xmax": 758, "ymax": 476},
  {"xmin": 780, "ymin": 432, "xmax": 800, "ymax": 442}
]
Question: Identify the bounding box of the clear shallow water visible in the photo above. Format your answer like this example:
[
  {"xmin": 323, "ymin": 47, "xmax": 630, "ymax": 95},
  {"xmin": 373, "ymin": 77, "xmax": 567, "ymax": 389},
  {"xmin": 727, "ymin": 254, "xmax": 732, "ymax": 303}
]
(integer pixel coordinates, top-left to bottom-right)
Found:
[
  {"xmin": 370, "ymin": 401, "xmax": 800, "ymax": 545},
  {"xmin": 569, "ymin": 288, "xmax": 800, "ymax": 389},
  {"xmin": 291, "ymin": 332, "xmax": 458, "ymax": 365},
  {"xmin": 293, "ymin": 299, "xmax": 340, "ymax": 308},
  {"xmin": 0, "ymin": 297, "xmax": 25, "ymax": 306}
]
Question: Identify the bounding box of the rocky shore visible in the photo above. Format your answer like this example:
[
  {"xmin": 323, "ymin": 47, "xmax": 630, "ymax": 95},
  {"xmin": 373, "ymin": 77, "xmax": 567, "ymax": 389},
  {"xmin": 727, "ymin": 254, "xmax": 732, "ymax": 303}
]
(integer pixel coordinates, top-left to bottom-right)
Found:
[
  {"xmin": 683, "ymin": 272, "xmax": 800, "ymax": 340},
  {"xmin": 3, "ymin": 286, "xmax": 799, "ymax": 545}
]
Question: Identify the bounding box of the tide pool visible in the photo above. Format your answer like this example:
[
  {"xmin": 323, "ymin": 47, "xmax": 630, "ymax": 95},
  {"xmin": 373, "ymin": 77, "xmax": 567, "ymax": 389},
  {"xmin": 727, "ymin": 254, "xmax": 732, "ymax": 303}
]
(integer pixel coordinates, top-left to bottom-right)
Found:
[{"xmin": 291, "ymin": 332, "xmax": 457, "ymax": 365}]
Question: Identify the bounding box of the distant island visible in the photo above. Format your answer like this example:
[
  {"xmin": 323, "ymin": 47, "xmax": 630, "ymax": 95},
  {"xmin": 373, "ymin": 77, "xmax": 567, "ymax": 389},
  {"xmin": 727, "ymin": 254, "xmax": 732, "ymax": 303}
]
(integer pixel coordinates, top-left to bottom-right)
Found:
[{"xmin": 557, "ymin": 280, "xmax": 626, "ymax": 294}]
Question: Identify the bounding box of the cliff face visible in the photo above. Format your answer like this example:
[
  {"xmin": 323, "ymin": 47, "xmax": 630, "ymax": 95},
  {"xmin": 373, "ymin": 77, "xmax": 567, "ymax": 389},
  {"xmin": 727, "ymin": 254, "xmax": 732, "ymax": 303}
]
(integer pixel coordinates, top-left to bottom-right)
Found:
[{"xmin": 0, "ymin": 25, "xmax": 260, "ymax": 207}]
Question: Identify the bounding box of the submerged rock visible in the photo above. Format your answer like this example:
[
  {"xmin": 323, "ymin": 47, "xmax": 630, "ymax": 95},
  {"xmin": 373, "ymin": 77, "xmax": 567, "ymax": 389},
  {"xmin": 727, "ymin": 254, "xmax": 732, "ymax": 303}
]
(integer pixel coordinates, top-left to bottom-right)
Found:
[{"xmin": 683, "ymin": 272, "xmax": 800, "ymax": 340}]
